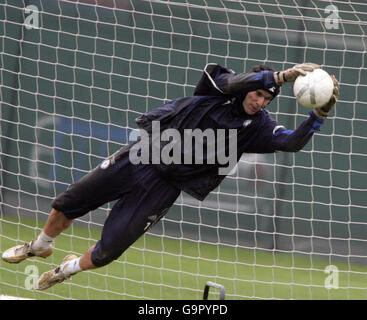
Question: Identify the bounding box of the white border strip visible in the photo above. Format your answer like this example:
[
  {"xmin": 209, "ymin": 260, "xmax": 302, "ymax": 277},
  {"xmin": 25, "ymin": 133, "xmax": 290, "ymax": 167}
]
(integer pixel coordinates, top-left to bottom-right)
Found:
[{"xmin": 0, "ymin": 295, "xmax": 33, "ymax": 300}]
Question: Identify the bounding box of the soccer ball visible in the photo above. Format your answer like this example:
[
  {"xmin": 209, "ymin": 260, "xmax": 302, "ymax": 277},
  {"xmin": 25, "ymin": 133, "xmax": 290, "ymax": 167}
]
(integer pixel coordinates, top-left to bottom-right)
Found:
[{"xmin": 293, "ymin": 69, "xmax": 334, "ymax": 108}]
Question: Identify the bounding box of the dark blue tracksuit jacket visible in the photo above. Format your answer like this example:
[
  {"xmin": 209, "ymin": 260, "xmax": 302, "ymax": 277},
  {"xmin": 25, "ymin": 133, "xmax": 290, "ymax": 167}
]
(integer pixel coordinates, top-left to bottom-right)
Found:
[{"xmin": 134, "ymin": 64, "xmax": 324, "ymax": 201}]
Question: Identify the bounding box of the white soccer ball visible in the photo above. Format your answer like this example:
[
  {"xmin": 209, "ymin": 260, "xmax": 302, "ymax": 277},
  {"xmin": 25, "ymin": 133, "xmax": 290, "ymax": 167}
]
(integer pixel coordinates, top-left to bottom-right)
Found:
[{"xmin": 293, "ymin": 69, "xmax": 334, "ymax": 108}]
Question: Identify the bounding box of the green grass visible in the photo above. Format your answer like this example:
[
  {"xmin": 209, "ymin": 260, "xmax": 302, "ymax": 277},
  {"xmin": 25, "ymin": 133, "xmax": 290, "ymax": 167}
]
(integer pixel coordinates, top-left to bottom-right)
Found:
[{"xmin": 1, "ymin": 216, "xmax": 367, "ymax": 300}]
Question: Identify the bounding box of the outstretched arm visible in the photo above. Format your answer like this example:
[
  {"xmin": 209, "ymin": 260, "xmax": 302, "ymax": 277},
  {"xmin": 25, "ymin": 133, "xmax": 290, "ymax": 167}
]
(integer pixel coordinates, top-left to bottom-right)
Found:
[
  {"xmin": 214, "ymin": 68, "xmax": 277, "ymax": 95},
  {"xmin": 247, "ymin": 73, "xmax": 339, "ymax": 153},
  {"xmin": 194, "ymin": 63, "xmax": 322, "ymax": 99},
  {"xmin": 272, "ymin": 65, "xmax": 339, "ymax": 152},
  {"xmin": 246, "ymin": 110, "xmax": 324, "ymax": 153},
  {"xmin": 193, "ymin": 63, "xmax": 278, "ymax": 97},
  {"xmin": 271, "ymin": 111, "xmax": 324, "ymax": 152}
]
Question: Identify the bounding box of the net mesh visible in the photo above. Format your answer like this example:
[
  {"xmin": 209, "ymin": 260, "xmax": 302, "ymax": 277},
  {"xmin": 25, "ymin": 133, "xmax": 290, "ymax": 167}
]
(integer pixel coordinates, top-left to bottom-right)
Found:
[{"xmin": 1, "ymin": 0, "xmax": 367, "ymax": 300}]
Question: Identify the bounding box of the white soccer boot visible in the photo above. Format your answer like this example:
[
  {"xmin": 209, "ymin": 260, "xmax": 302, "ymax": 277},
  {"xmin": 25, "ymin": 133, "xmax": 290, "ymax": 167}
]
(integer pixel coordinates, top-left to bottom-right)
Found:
[
  {"xmin": 2, "ymin": 241, "xmax": 53, "ymax": 264},
  {"xmin": 36, "ymin": 254, "xmax": 78, "ymax": 291}
]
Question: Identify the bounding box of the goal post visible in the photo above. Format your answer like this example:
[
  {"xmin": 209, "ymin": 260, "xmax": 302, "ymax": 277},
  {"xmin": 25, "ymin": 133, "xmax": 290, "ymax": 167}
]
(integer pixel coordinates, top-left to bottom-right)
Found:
[{"xmin": 1, "ymin": 0, "xmax": 367, "ymax": 300}]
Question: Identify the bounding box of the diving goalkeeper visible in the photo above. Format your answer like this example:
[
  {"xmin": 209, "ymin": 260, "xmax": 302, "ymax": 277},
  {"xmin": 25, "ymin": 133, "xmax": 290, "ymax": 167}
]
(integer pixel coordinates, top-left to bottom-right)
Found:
[{"xmin": 2, "ymin": 62, "xmax": 339, "ymax": 290}]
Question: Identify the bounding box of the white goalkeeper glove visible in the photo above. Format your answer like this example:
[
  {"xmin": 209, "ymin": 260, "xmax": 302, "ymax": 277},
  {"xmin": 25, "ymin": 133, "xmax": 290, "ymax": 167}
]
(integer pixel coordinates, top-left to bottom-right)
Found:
[
  {"xmin": 274, "ymin": 63, "xmax": 321, "ymax": 85},
  {"xmin": 313, "ymin": 75, "xmax": 340, "ymax": 120}
]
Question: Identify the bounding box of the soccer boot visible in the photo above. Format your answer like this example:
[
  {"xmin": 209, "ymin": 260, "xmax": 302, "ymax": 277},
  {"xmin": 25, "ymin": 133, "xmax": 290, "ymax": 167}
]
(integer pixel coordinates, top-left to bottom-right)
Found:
[
  {"xmin": 36, "ymin": 254, "xmax": 78, "ymax": 291},
  {"xmin": 2, "ymin": 241, "xmax": 53, "ymax": 264}
]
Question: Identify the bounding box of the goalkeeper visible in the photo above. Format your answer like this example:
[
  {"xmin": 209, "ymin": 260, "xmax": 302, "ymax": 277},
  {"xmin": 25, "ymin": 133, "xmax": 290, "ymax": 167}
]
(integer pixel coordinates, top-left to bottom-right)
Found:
[{"xmin": 2, "ymin": 62, "xmax": 339, "ymax": 290}]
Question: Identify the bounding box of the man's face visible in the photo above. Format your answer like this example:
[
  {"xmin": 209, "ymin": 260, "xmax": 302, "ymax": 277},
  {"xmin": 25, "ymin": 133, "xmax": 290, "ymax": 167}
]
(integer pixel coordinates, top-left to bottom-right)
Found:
[{"xmin": 242, "ymin": 89, "xmax": 273, "ymax": 115}]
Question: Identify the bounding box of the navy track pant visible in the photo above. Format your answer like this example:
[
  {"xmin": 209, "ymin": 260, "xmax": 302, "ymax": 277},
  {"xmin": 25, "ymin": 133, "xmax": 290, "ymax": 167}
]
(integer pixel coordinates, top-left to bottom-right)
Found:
[{"xmin": 51, "ymin": 148, "xmax": 180, "ymax": 267}]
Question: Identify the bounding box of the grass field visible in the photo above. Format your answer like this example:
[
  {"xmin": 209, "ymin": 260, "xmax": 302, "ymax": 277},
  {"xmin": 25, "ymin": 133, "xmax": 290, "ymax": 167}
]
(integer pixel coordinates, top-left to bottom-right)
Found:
[{"xmin": 1, "ymin": 215, "xmax": 367, "ymax": 300}]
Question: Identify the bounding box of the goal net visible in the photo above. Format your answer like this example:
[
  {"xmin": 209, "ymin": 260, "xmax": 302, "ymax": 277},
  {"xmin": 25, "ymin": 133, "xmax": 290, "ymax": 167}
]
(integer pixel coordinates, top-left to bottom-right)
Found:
[{"xmin": 1, "ymin": 0, "xmax": 367, "ymax": 300}]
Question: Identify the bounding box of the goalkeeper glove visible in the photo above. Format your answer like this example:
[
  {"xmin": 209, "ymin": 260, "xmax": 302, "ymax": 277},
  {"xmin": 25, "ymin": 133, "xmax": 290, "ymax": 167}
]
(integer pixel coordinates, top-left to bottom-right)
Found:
[
  {"xmin": 273, "ymin": 63, "xmax": 321, "ymax": 85},
  {"xmin": 313, "ymin": 75, "xmax": 340, "ymax": 120}
]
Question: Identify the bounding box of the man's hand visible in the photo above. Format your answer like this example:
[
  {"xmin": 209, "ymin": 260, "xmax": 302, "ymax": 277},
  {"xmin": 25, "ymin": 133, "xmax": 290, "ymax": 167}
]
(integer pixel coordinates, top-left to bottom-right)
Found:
[
  {"xmin": 274, "ymin": 63, "xmax": 321, "ymax": 85},
  {"xmin": 313, "ymin": 75, "xmax": 340, "ymax": 120}
]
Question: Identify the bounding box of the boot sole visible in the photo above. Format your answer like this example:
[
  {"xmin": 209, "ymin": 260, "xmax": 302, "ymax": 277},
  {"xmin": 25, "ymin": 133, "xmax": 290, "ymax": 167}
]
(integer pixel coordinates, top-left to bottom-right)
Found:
[
  {"xmin": 2, "ymin": 247, "xmax": 53, "ymax": 264},
  {"xmin": 36, "ymin": 254, "xmax": 78, "ymax": 291}
]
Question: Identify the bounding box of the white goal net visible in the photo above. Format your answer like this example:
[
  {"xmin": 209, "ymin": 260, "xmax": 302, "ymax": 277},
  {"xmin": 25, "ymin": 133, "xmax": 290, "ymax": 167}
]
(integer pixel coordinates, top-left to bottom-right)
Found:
[{"xmin": 1, "ymin": 0, "xmax": 367, "ymax": 300}]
